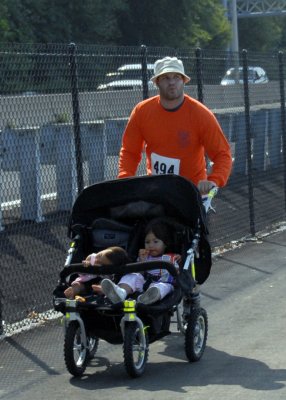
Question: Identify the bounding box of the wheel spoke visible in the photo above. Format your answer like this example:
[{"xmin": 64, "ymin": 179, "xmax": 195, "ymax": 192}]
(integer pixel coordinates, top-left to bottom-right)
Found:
[
  {"xmin": 64, "ymin": 321, "xmax": 88, "ymax": 376},
  {"xmin": 185, "ymin": 308, "xmax": 208, "ymax": 362},
  {"xmin": 123, "ymin": 322, "xmax": 149, "ymax": 377}
]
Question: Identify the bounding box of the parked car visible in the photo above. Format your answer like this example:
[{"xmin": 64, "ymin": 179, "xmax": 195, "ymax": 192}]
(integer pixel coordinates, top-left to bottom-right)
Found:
[
  {"xmin": 97, "ymin": 63, "xmax": 156, "ymax": 91},
  {"xmin": 220, "ymin": 66, "xmax": 269, "ymax": 85}
]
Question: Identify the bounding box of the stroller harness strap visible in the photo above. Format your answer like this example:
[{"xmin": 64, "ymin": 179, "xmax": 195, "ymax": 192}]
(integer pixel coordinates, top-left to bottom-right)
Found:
[{"xmin": 142, "ymin": 253, "xmax": 179, "ymax": 289}]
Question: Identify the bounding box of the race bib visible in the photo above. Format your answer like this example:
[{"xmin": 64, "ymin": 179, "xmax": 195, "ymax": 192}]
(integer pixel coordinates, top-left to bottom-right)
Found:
[{"xmin": 151, "ymin": 152, "xmax": 180, "ymax": 175}]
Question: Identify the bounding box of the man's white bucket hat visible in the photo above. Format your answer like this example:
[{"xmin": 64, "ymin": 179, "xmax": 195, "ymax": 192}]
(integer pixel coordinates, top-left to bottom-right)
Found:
[{"xmin": 151, "ymin": 56, "xmax": 190, "ymax": 83}]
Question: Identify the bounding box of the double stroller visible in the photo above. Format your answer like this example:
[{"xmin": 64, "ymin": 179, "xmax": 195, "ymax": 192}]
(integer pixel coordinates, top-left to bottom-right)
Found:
[{"xmin": 53, "ymin": 174, "xmax": 215, "ymax": 378}]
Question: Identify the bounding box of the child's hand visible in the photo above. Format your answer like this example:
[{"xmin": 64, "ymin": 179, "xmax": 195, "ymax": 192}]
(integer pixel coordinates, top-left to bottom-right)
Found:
[
  {"xmin": 82, "ymin": 253, "xmax": 96, "ymax": 266},
  {"xmin": 92, "ymin": 284, "xmax": 103, "ymax": 294},
  {"xmin": 174, "ymin": 254, "xmax": 182, "ymax": 264},
  {"xmin": 138, "ymin": 249, "xmax": 149, "ymax": 261}
]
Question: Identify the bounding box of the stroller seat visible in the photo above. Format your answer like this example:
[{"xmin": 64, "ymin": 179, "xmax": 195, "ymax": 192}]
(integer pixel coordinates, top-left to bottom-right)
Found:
[{"xmin": 91, "ymin": 218, "xmax": 133, "ymax": 251}]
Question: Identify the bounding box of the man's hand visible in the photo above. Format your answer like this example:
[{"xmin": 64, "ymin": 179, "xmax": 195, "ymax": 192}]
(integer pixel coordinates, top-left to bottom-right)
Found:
[{"xmin": 197, "ymin": 180, "xmax": 216, "ymax": 195}]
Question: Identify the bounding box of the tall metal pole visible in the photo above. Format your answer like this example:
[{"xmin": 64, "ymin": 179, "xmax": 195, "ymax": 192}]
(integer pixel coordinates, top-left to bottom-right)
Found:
[
  {"xmin": 141, "ymin": 45, "xmax": 149, "ymax": 100},
  {"xmin": 222, "ymin": 0, "xmax": 230, "ymax": 52},
  {"xmin": 68, "ymin": 42, "xmax": 84, "ymax": 195},
  {"xmin": 195, "ymin": 48, "xmax": 204, "ymax": 104},
  {"xmin": 230, "ymin": 0, "xmax": 239, "ymax": 54},
  {"xmin": 230, "ymin": 0, "xmax": 240, "ymax": 82},
  {"xmin": 242, "ymin": 49, "xmax": 256, "ymax": 236}
]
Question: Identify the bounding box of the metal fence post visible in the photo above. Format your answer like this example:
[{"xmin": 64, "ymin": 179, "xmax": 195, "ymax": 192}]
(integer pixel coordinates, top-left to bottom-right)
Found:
[
  {"xmin": 278, "ymin": 51, "xmax": 286, "ymax": 211},
  {"xmin": 195, "ymin": 47, "xmax": 204, "ymax": 104},
  {"xmin": 141, "ymin": 45, "xmax": 149, "ymax": 100},
  {"xmin": 68, "ymin": 42, "xmax": 84, "ymax": 194},
  {"xmin": 242, "ymin": 49, "xmax": 255, "ymax": 237},
  {"xmin": 141, "ymin": 44, "xmax": 149, "ymax": 100}
]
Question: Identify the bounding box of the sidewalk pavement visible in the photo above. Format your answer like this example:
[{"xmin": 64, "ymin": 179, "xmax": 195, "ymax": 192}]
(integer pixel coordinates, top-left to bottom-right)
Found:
[{"xmin": 1, "ymin": 227, "xmax": 286, "ymax": 400}]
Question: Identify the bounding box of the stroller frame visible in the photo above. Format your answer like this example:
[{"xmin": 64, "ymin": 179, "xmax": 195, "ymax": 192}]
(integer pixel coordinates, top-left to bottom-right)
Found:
[{"xmin": 53, "ymin": 174, "xmax": 216, "ymax": 378}]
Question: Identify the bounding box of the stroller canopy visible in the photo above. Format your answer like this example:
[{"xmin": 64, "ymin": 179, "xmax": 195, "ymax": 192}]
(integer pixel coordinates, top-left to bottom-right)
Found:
[{"xmin": 69, "ymin": 174, "xmax": 207, "ymax": 233}]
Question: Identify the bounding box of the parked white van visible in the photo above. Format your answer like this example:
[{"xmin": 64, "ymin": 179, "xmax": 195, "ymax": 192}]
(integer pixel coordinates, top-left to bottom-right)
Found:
[
  {"xmin": 97, "ymin": 63, "xmax": 155, "ymax": 91},
  {"xmin": 220, "ymin": 66, "xmax": 269, "ymax": 85}
]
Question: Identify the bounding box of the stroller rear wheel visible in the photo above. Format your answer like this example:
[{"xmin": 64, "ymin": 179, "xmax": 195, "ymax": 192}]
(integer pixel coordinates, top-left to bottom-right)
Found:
[
  {"xmin": 87, "ymin": 335, "xmax": 99, "ymax": 359},
  {"xmin": 64, "ymin": 321, "xmax": 89, "ymax": 376},
  {"xmin": 123, "ymin": 322, "xmax": 149, "ymax": 378},
  {"xmin": 185, "ymin": 307, "xmax": 208, "ymax": 362}
]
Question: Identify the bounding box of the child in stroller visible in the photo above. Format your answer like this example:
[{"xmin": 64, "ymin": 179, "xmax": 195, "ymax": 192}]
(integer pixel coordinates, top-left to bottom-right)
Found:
[
  {"xmin": 53, "ymin": 174, "xmax": 216, "ymax": 378},
  {"xmin": 64, "ymin": 246, "xmax": 130, "ymax": 299},
  {"xmin": 101, "ymin": 219, "xmax": 181, "ymax": 305}
]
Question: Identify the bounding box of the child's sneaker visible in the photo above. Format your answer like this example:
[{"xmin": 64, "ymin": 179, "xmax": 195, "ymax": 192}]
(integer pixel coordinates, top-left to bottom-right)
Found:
[
  {"xmin": 137, "ymin": 286, "xmax": 161, "ymax": 305},
  {"xmin": 101, "ymin": 279, "xmax": 127, "ymax": 304}
]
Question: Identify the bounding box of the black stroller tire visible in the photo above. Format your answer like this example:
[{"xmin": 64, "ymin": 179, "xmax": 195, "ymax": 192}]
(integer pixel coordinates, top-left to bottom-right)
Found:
[
  {"xmin": 123, "ymin": 322, "xmax": 149, "ymax": 378},
  {"xmin": 87, "ymin": 336, "xmax": 99, "ymax": 360},
  {"xmin": 64, "ymin": 321, "xmax": 89, "ymax": 376},
  {"xmin": 185, "ymin": 307, "xmax": 208, "ymax": 362}
]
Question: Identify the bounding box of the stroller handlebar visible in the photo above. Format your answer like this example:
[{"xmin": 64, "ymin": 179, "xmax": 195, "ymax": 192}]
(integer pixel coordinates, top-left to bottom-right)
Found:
[{"xmin": 60, "ymin": 260, "xmax": 178, "ymax": 282}]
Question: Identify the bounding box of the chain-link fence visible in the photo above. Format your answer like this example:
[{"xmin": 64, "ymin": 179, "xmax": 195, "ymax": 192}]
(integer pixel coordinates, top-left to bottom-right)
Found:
[{"xmin": 0, "ymin": 43, "xmax": 286, "ymax": 334}]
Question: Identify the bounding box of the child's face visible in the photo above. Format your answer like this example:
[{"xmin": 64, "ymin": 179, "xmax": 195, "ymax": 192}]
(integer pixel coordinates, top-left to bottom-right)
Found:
[
  {"xmin": 93, "ymin": 250, "xmax": 112, "ymax": 265},
  {"xmin": 144, "ymin": 232, "xmax": 166, "ymax": 257}
]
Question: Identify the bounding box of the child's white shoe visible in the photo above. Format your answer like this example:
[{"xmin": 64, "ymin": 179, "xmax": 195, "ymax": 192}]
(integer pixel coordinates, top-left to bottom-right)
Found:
[
  {"xmin": 137, "ymin": 286, "xmax": 161, "ymax": 305},
  {"xmin": 101, "ymin": 279, "xmax": 127, "ymax": 303}
]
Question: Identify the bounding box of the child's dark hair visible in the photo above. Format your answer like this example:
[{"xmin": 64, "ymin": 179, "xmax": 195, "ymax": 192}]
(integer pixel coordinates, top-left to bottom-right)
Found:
[
  {"xmin": 105, "ymin": 246, "xmax": 131, "ymax": 265},
  {"xmin": 144, "ymin": 220, "xmax": 174, "ymax": 252}
]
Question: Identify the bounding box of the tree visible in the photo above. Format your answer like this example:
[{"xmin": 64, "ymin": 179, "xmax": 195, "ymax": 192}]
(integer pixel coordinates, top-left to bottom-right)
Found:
[
  {"xmin": 238, "ymin": 16, "xmax": 283, "ymax": 53},
  {"xmin": 0, "ymin": 0, "xmax": 11, "ymax": 42},
  {"xmin": 116, "ymin": 0, "xmax": 231, "ymax": 49},
  {"xmin": 0, "ymin": 0, "xmax": 126, "ymax": 44}
]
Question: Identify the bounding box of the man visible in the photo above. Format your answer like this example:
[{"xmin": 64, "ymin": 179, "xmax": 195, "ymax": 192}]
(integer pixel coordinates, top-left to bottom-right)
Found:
[{"xmin": 118, "ymin": 56, "xmax": 232, "ymax": 194}]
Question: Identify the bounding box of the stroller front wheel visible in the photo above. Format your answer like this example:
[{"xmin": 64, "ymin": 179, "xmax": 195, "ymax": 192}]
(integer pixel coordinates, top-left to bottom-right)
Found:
[
  {"xmin": 185, "ymin": 307, "xmax": 208, "ymax": 362},
  {"xmin": 64, "ymin": 321, "xmax": 89, "ymax": 376},
  {"xmin": 123, "ymin": 322, "xmax": 149, "ymax": 378},
  {"xmin": 176, "ymin": 299, "xmax": 187, "ymax": 335}
]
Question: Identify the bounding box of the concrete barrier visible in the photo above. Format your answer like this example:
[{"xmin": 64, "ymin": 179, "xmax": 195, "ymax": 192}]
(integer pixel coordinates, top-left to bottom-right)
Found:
[
  {"xmin": 104, "ymin": 118, "xmax": 128, "ymax": 156},
  {"xmin": 53, "ymin": 124, "xmax": 78, "ymax": 211},
  {"xmin": 39, "ymin": 124, "xmax": 57, "ymax": 165},
  {"xmin": 8, "ymin": 127, "xmax": 44, "ymax": 221},
  {"xmin": 251, "ymin": 110, "xmax": 268, "ymax": 171},
  {"xmin": 268, "ymin": 108, "xmax": 282, "ymax": 168},
  {"xmin": 215, "ymin": 111, "xmax": 234, "ymax": 142},
  {"xmin": 1, "ymin": 128, "xmax": 21, "ymax": 171},
  {"xmin": 232, "ymin": 112, "xmax": 247, "ymax": 174},
  {"xmin": 0, "ymin": 105, "xmax": 284, "ymax": 226},
  {"xmin": 0, "ymin": 140, "xmax": 4, "ymax": 231},
  {"xmin": 81, "ymin": 121, "xmax": 106, "ymax": 184},
  {"xmin": 0, "ymin": 82, "xmax": 282, "ymax": 130}
]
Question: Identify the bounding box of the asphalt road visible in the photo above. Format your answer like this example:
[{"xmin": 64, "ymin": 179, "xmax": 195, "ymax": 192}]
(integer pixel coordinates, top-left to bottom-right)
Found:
[{"xmin": 1, "ymin": 227, "xmax": 286, "ymax": 400}]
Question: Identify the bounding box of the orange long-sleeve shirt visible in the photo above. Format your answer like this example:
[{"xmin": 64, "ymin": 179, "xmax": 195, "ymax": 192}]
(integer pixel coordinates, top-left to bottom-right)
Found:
[{"xmin": 118, "ymin": 94, "xmax": 232, "ymax": 187}]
